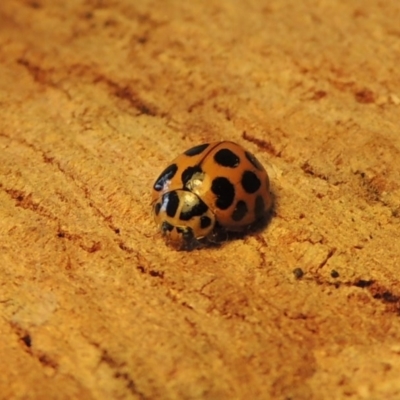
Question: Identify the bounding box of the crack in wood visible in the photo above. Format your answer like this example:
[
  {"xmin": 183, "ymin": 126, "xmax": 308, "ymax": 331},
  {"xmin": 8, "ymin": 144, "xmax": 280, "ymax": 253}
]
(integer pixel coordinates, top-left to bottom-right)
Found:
[{"xmin": 242, "ymin": 131, "xmax": 280, "ymax": 157}]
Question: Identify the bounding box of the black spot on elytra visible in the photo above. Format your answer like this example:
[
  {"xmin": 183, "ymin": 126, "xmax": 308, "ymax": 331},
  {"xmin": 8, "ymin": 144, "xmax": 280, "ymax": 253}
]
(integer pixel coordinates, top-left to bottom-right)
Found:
[
  {"xmin": 161, "ymin": 221, "xmax": 174, "ymax": 233},
  {"xmin": 181, "ymin": 165, "xmax": 203, "ymax": 187},
  {"xmin": 231, "ymin": 200, "xmax": 248, "ymax": 221},
  {"xmin": 254, "ymin": 195, "xmax": 265, "ymax": 218},
  {"xmin": 245, "ymin": 151, "xmax": 264, "ymax": 171},
  {"xmin": 211, "ymin": 177, "xmax": 235, "ymax": 210},
  {"xmin": 164, "ymin": 191, "xmax": 179, "ymax": 217},
  {"xmin": 184, "ymin": 143, "xmax": 210, "ymax": 156},
  {"xmin": 179, "ymin": 198, "xmax": 208, "ymax": 221},
  {"xmin": 242, "ymin": 171, "xmax": 261, "ymax": 194},
  {"xmin": 154, "ymin": 164, "xmax": 178, "ymax": 191},
  {"xmin": 200, "ymin": 215, "xmax": 212, "ymax": 229},
  {"xmin": 154, "ymin": 202, "xmax": 161, "ymax": 216},
  {"xmin": 214, "ymin": 148, "xmax": 240, "ymax": 168}
]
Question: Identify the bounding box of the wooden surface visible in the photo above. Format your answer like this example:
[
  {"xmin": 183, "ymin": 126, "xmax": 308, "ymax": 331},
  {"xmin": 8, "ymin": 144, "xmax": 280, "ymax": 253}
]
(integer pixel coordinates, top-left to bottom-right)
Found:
[{"xmin": 1, "ymin": 0, "xmax": 400, "ymax": 399}]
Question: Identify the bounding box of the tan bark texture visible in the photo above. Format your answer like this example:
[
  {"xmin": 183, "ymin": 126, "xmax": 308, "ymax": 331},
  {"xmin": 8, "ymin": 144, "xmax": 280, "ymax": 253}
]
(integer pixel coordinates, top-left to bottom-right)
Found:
[{"xmin": 1, "ymin": 0, "xmax": 400, "ymax": 399}]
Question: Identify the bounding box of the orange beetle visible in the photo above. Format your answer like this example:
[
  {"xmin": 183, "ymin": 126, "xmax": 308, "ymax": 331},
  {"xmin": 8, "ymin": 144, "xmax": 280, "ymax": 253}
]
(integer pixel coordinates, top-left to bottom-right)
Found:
[{"xmin": 151, "ymin": 141, "xmax": 272, "ymax": 249}]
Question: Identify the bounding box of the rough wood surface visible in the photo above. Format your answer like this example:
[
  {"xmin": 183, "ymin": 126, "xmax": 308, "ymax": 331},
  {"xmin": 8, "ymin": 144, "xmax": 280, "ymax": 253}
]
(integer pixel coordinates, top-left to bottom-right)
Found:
[{"xmin": 1, "ymin": 0, "xmax": 400, "ymax": 399}]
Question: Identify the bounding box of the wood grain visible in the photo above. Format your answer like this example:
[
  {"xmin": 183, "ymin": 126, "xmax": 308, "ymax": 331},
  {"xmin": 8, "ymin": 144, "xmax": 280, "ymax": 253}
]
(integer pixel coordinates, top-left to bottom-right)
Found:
[{"xmin": 1, "ymin": 0, "xmax": 399, "ymax": 399}]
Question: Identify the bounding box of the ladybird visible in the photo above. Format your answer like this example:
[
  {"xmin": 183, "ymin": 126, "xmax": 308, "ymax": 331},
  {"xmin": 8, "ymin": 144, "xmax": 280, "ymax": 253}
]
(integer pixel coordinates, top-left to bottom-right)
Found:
[{"xmin": 151, "ymin": 141, "xmax": 272, "ymax": 249}]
